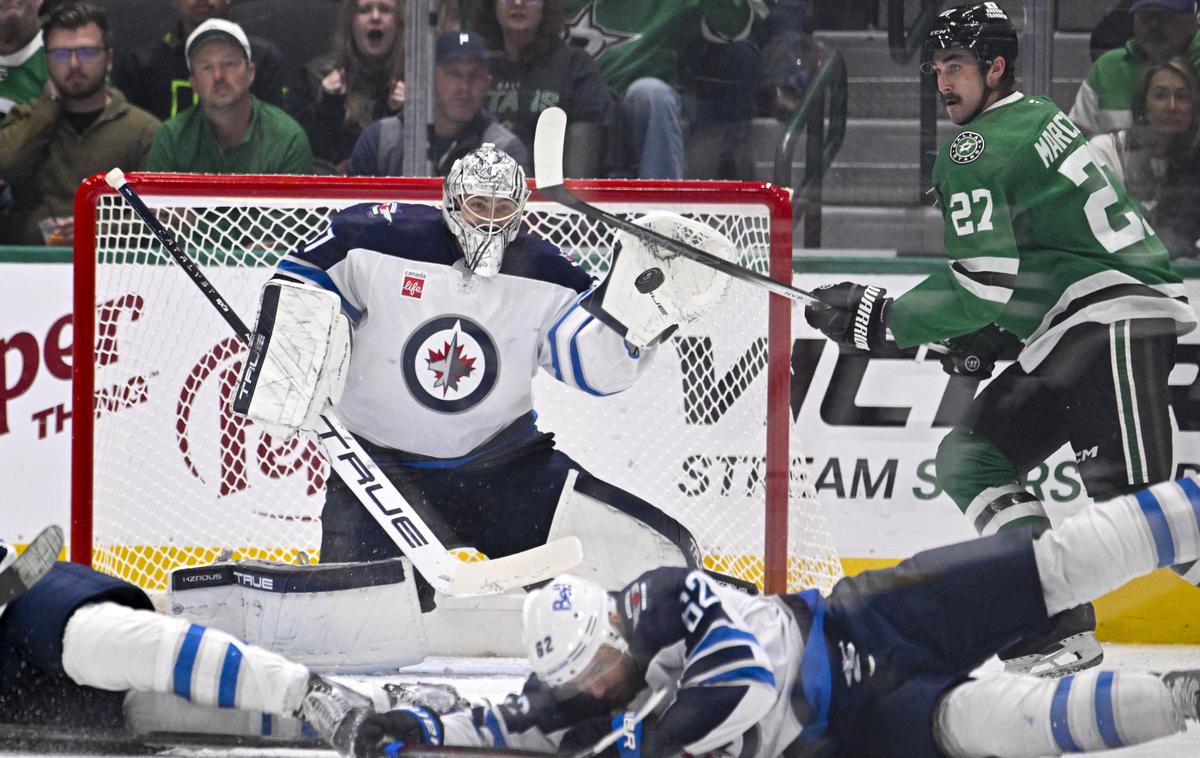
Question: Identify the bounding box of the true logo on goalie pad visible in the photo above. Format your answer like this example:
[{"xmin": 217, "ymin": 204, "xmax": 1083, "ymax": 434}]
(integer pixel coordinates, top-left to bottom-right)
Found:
[{"xmin": 402, "ymin": 315, "xmax": 499, "ymax": 413}]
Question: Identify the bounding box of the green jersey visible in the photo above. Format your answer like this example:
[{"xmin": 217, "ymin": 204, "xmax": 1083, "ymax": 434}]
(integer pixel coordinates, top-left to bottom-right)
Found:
[
  {"xmin": 0, "ymin": 31, "xmax": 47, "ymax": 122},
  {"xmin": 561, "ymin": 0, "xmax": 758, "ymax": 93},
  {"xmin": 889, "ymin": 92, "xmax": 1194, "ymax": 369},
  {"xmin": 145, "ymin": 96, "xmax": 313, "ymax": 175}
]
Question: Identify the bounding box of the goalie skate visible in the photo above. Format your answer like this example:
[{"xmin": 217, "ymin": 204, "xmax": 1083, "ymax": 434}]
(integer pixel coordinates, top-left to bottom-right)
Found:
[{"xmin": 0, "ymin": 525, "xmax": 63, "ymax": 608}]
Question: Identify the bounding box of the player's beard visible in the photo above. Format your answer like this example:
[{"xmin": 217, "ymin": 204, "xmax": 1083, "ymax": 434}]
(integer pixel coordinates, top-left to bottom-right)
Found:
[{"xmin": 58, "ymin": 70, "xmax": 107, "ymax": 103}]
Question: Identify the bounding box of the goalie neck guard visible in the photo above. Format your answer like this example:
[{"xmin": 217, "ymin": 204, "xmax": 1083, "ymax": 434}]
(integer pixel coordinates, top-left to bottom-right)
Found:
[
  {"xmin": 442, "ymin": 143, "xmax": 531, "ymax": 278},
  {"xmin": 522, "ymin": 574, "xmax": 629, "ymax": 692}
]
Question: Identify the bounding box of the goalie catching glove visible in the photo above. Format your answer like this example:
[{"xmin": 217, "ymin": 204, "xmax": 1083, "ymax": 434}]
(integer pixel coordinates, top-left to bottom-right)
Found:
[
  {"xmin": 233, "ymin": 280, "xmax": 352, "ymax": 434},
  {"xmin": 804, "ymin": 281, "xmax": 891, "ymax": 353},
  {"xmin": 585, "ymin": 212, "xmax": 735, "ymax": 349}
]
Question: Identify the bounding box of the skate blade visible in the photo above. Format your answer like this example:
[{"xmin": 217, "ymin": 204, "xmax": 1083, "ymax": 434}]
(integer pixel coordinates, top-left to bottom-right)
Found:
[{"xmin": 1002, "ymin": 631, "xmax": 1104, "ymax": 678}]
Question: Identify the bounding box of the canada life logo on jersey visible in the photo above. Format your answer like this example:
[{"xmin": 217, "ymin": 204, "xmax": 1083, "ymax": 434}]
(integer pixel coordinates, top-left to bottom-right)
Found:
[
  {"xmin": 401, "ymin": 270, "xmax": 425, "ymax": 300},
  {"xmin": 402, "ymin": 315, "xmax": 499, "ymax": 413}
]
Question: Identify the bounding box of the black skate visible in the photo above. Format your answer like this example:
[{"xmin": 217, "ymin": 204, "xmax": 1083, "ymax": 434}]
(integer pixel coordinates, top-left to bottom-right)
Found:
[
  {"xmin": 999, "ymin": 602, "xmax": 1103, "ymax": 678},
  {"xmin": 0, "ymin": 525, "xmax": 63, "ymax": 609}
]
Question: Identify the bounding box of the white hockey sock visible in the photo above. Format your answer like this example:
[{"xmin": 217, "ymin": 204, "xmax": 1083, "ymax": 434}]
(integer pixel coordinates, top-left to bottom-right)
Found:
[
  {"xmin": 61, "ymin": 602, "xmax": 311, "ymax": 716},
  {"xmin": 935, "ymin": 670, "xmax": 1184, "ymax": 758},
  {"xmin": 1034, "ymin": 476, "xmax": 1200, "ymax": 616}
]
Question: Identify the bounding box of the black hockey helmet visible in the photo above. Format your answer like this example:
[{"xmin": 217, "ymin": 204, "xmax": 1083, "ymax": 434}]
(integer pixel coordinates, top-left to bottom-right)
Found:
[{"xmin": 922, "ymin": 2, "xmax": 1019, "ymax": 84}]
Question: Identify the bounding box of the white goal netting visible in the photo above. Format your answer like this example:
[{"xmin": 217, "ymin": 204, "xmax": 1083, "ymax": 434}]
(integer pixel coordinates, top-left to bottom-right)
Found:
[{"xmin": 73, "ymin": 175, "xmax": 842, "ymax": 596}]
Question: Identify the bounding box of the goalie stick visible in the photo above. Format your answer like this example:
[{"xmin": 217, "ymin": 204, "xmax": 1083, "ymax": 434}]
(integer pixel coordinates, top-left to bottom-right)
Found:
[
  {"xmin": 0, "ymin": 524, "xmax": 63, "ymax": 605},
  {"xmin": 103, "ymin": 169, "xmax": 582, "ymax": 597}
]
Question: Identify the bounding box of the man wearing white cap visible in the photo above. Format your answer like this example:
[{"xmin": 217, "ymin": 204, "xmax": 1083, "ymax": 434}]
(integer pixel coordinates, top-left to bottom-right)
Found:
[{"xmin": 145, "ymin": 18, "xmax": 313, "ymax": 174}]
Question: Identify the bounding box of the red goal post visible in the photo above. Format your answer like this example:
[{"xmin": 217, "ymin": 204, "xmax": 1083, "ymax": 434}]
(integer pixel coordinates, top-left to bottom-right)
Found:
[{"xmin": 71, "ymin": 173, "xmax": 841, "ymax": 596}]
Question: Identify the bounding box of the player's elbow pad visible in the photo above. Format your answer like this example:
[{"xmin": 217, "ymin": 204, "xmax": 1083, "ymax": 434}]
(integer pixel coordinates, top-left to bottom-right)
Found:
[{"xmin": 232, "ymin": 280, "xmax": 351, "ymax": 434}]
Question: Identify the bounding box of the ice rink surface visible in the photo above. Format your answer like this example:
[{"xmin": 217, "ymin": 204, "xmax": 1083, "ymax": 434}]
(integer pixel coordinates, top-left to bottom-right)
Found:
[{"xmin": 2, "ymin": 645, "xmax": 1198, "ymax": 757}]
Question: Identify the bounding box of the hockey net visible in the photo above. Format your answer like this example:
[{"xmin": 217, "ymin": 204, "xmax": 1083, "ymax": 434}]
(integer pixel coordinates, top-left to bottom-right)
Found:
[{"xmin": 71, "ymin": 174, "xmax": 842, "ymax": 597}]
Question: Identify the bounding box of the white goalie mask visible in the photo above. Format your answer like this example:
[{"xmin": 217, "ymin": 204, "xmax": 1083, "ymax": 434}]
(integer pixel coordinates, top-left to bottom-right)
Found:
[
  {"xmin": 442, "ymin": 143, "xmax": 530, "ymax": 277},
  {"xmin": 522, "ymin": 574, "xmax": 629, "ymax": 694}
]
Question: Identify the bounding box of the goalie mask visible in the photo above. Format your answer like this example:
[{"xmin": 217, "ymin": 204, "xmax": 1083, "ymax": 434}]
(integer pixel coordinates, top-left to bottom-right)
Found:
[
  {"xmin": 523, "ymin": 574, "xmax": 631, "ymax": 699},
  {"xmin": 442, "ymin": 143, "xmax": 530, "ymax": 278}
]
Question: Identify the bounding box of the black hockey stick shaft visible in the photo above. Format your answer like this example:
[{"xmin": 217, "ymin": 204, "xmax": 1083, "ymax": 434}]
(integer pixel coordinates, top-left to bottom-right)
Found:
[
  {"xmin": 106, "ymin": 173, "xmax": 251, "ymax": 341},
  {"xmin": 538, "ymin": 182, "xmax": 828, "ymax": 309}
]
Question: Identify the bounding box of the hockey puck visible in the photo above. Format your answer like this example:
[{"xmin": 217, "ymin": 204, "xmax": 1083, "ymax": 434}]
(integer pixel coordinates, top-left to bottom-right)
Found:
[{"xmin": 635, "ymin": 268, "xmax": 665, "ymax": 293}]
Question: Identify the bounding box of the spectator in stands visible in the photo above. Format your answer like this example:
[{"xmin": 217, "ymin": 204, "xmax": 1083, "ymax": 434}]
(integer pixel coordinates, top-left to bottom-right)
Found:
[
  {"xmin": 348, "ymin": 30, "xmax": 526, "ymax": 176},
  {"xmin": 0, "ymin": 3, "xmax": 159, "ymax": 246},
  {"xmin": 1092, "ymin": 57, "xmax": 1200, "ymax": 258},
  {"xmin": 1089, "ymin": 0, "xmax": 1135, "ymax": 61},
  {"xmin": 302, "ymin": 0, "xmax": 405, "ymax": 172},
  {"xmin": 113, "ymin": 0, "xmax": 301, "ymax": 123},
  {"xmin": 145, "ymin": 19, "xmax": 313, "ymax": 174},
  {"xmin": 1070, "ymin": 0, "xmax": 1200, "ymax": 135},
  {"xmin": 0, "ymin": 0, "xmax": 47, "ymax": 124},
  {"xmin": 553, "ymin": 1, "xmax": 764, "ymax": 180},
  {"xmin": 470, "ymin": 0, "xmax": 612, "ymax": 178}
]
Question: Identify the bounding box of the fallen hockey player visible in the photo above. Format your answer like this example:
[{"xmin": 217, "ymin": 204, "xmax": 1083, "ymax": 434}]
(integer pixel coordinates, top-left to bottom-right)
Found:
[{"xmin": 308, "ymin": 475, "xmax": 1200, "ymax": 757}]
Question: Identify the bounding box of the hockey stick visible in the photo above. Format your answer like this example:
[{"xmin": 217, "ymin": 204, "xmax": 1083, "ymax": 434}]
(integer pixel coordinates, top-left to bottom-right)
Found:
[
  {"xmin": 0, "ymin": 524, "xmax": 63, "ymax": 605},
  {"xmin": 533, "ymin": 108, "xmax": 956, "ymax": 357},
  {"xmin": 570, "ymin": 687, "xmax": 668, "ymax": 758},
  {"xmin": 534, "ymin": 107, "xmax": 825, "ymax": 308},
  {"xmin": 104, "ymin": 169, "xmax": 582, "ymax": 597}
]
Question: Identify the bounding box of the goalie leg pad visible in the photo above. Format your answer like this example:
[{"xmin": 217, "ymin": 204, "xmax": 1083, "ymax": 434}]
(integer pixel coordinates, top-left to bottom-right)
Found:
[
  {"xmin": 168, "ymin": 557, "xmax": 427, "ymax": 673},
  {"xmin": 935, "ymin": 671, "xmax": 1182, "ymax": 757},
  {"xmin": 590, "ymin": 211, "xmax": 735, "ymax": 348},
  {"xmin": 547, "ymin": 469, "xmax": 697, "ymax": 588},
  {"xmin": 61, "ymin": 601, "xmax": 310, "ymax": 716},
  {"xmin": 233, "ymin": 280, "xmax": 351, "ymax": 433}
]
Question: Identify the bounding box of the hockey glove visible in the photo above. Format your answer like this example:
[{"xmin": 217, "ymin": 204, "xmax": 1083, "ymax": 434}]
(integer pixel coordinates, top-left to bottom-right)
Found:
[
  {"xmin": 803, "ymin": 282, "xmax": 891, "ymax": 353},
  {"xmin": 938, "ymin": 324, "xmax": 1022, "ymax": 379},
  {"xmin": 352, "ymin": 706, "xmax": 444, "ymax": 757}
]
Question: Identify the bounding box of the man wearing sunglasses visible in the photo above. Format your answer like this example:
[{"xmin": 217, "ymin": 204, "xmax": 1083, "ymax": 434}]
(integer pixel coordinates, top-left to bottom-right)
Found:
[{"xmin": 0, "ymin": 2, "xmax": 159, "ymax": 245}]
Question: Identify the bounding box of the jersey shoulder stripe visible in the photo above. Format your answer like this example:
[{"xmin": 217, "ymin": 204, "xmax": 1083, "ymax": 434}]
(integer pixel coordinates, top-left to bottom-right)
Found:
[{"xmin": 499, "ymin": 235, "xmax": 593, "ymax": 293}]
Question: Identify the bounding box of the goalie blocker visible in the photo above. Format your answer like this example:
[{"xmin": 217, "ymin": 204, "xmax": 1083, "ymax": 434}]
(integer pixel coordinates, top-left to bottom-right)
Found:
[
  {"xmin": 583, "ymin": 212, "xmax": 735, "ymax": 349},
  {"xmin": 233, "ymin": 280, "xmax": 351, "ymax": 434}
]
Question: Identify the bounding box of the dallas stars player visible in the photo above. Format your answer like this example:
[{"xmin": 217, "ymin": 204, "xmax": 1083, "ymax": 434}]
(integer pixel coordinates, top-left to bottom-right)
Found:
[{"xmin": 805, "ymin": 2, "xmax": 1196, "ymax": 678}]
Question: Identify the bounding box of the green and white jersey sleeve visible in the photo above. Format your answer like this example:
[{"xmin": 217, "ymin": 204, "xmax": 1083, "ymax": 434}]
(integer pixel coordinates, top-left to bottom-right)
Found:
[{"xmin": 889, "ymin": 92, "xmax": 1194, "ymax": 369}]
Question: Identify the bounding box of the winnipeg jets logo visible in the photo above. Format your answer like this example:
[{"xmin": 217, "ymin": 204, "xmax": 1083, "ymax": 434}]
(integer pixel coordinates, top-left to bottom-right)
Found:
[
  {"xmin": 402, "ymin": 316, "xmax": 499, "ymax": 413},
  {"xmin": 426, "ymin": 330, "xmax": 477, "ymax": 395},
  {"xmin": 949, "ymin": 131, "xmax": 985, "ymax": 164},
  {"xmin": 566, "ymin": 3, "xmax": 637, "ymax": 60}
]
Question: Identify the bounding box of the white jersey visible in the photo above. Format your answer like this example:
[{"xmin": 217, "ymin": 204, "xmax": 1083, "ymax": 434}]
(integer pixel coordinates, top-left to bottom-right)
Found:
[
  {"xmin": 278, "ymin": 201, "xmax": 653, "ymax": 458},
  {"xmin": 437, "ymin": 568, "xmax": 819, "ymax": 757}
]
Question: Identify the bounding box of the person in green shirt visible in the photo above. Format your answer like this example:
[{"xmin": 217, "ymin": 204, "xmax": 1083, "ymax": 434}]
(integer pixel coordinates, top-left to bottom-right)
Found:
[
  {"xmin": 0, "ymin": 0, "xmax": 47, "ymax": 121},
  {"xmin": 1069, "ymin": 0, "xmax": 1200, "ymax": 136},
  {"xmin": 804, "ymin": 3, "xmax": 1196, "ymax": 679},
  {"xmin": 145, "ymin": 18, "xmax": 313, "ymax": 174}
]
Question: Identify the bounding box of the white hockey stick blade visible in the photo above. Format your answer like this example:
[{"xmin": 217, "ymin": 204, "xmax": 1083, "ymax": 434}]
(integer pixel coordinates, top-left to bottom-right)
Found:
[
  {"xmin": 570, "ymin": 687, "xmax": 668, "ymax": 758},
  {"xmin": 0, "ymin": 525, "xmax": 63, "ymax": 604},
  {"xmin": 446, "ymin": 535, "xmax": 583, "ymax": 596},
  {"xmin": 534, "ymin": 106, "xmax": 567, "ymax": 189}
]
